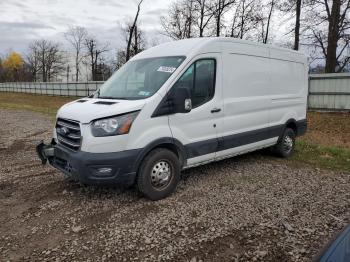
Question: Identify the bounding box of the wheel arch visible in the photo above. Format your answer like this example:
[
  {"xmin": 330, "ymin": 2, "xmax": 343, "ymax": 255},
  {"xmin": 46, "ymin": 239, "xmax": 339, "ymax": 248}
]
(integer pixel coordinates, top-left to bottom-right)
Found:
[
  {"xmin": 275, "ymin": 118, "xmax": 297, "ymax": 143},
  {"xmin": 285, "ymin": 118, "xmax": 298, "ymax": 134},
  {"xmin": 133, "ymin": 137, "xmax": 187, "ymax": 174}
]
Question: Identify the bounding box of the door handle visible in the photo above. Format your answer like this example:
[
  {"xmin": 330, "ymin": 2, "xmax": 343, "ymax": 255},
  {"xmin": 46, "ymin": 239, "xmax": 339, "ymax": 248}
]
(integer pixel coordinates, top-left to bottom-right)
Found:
[{"xmin": 211, "ymin": 108, "xmax": 221, "ymax": 113}]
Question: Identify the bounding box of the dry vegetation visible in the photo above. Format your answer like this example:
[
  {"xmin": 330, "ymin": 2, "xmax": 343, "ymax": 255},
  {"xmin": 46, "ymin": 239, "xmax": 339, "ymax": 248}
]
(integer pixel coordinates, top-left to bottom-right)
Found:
[
  {"xmin": 302, "ymin": 111, "xmax": 350, "ymax": 149},
  {"xmin": 0, "ymin": 93, "xmax": 75, "ymax": 117}
]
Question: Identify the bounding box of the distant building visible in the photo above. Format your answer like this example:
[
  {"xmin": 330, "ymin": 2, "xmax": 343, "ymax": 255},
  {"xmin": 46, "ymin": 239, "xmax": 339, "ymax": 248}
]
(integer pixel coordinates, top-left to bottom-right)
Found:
[{"xmin": 54, "ymin": 52, "xmax": 91, "ymax": 82}]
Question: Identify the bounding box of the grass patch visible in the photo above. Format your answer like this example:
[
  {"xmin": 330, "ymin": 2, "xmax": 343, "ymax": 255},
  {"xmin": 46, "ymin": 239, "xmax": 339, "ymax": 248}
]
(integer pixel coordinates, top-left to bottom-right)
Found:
[
  {"xmin": 288, "ymin": 140, "xmax": 350, "ymax": 172},
  {"xmin": 0, "ymin": 92, "xmax": 76, "ymax": 117}
]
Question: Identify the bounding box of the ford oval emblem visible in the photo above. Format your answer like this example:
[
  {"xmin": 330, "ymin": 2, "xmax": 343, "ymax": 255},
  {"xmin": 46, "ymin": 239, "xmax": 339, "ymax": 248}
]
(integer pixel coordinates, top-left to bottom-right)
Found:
[{"xmin": 59, "ymin": 127, "xmax": 70, "ymax": 135}]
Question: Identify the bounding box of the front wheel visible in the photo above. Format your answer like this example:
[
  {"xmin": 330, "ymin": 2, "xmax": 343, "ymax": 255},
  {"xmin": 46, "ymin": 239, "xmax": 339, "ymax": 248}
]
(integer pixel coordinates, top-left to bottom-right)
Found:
[
  {"xmin": 137, "ymin": 148, "xmax": 180, "ymax": 200},
  {"xmin": 272, "ymin": 128, "xmax": 296, "ymax": 158}
]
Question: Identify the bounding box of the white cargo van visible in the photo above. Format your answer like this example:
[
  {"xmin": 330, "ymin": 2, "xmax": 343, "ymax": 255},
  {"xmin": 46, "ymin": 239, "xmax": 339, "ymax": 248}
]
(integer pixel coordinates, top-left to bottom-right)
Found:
[{"xmin": 37, "ymin": 37, "xmax": 308, "ymax": 200}]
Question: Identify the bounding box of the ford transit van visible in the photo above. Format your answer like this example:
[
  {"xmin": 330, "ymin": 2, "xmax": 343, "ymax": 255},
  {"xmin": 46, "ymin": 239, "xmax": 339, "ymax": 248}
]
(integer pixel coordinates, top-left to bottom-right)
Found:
[{"xmin": 37, "ymin": 37, "xmax": 308, "ymax": 200}]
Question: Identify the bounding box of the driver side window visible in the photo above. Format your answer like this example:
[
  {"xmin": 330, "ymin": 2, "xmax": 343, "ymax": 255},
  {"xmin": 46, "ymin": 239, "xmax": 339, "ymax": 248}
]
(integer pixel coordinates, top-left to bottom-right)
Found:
[{"xmin": 172, "ymin": 59, "xmax": 216, "ymax": 108}]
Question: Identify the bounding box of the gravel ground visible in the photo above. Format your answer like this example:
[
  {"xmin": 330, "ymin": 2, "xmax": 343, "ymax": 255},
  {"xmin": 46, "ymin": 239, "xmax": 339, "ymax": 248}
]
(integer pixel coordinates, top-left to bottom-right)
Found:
[{"xmin": 0, "ymin": 109, "xmax": 349, "ymax": 262}]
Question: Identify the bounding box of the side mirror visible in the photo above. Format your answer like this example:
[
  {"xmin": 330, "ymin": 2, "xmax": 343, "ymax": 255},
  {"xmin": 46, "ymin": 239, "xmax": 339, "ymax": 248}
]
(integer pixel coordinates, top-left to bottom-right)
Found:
[
  {"xmin": 152, "ymin": 87, "xmax": 192, "ymax": 117},
  {"xmin": 88, "ymin": 89, "xmax": 99, "ymax": 98},
  {"xmin": 171, "ymin": 87, "xmax": 192, "ymax": 113}
]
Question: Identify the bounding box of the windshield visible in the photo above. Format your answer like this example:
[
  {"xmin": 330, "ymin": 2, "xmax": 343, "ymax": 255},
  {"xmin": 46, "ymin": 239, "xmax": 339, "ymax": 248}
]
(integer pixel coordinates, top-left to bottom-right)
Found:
[{"xmin": 96, "ymin": 56, "xmax": 186, "ymax": 100}]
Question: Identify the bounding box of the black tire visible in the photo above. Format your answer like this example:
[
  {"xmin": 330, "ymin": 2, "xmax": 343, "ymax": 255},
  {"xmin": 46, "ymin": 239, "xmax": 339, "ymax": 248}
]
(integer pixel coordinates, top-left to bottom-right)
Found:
[
  {"xmin": 137, "ymin": 148, "xmax": 180, "ymax": 200},
  {"xmin": 272, "ymin": 128, "xmax": 296, "ymax": 158}
]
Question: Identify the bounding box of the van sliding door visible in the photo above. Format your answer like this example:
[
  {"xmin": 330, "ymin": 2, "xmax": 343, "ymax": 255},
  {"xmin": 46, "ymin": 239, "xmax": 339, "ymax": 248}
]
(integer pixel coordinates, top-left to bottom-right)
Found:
[{"xmin": 216, "ymin": 44, "xmax": 273, "ymax": 159}]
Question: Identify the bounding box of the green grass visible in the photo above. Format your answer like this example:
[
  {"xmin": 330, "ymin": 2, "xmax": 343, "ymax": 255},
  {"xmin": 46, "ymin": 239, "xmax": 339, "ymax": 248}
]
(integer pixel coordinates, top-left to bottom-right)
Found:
[{"xmin": 288, "ymin": 140, "xmax": 350, "ymax": 172}]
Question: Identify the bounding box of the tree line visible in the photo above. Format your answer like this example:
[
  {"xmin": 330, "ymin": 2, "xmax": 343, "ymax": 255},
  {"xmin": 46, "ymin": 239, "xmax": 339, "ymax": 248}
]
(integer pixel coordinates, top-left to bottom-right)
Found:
[
  {"xmin": 0, "ymin": 21, "xmax": 145, "ymax": 83},
  {"xmin": 161, "ymin": 0, "xmax": 350, "ymax": 73},
  {"xmin": 0, "ymin": 0, "xmax": 349, "ymax": 83}
]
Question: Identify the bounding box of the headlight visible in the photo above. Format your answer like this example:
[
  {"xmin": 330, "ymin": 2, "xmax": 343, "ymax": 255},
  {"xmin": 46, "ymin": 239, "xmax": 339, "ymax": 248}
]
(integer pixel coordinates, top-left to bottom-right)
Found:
[{"xmin": 91, "ymin": 111, "xmax": 139, "ymax": 137}]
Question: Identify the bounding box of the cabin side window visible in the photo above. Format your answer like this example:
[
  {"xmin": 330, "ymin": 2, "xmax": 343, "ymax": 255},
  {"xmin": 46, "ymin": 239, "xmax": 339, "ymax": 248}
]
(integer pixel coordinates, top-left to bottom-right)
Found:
[{"xmin": 172, "ymin": 59, "xmax": 216, "ymax": 108}]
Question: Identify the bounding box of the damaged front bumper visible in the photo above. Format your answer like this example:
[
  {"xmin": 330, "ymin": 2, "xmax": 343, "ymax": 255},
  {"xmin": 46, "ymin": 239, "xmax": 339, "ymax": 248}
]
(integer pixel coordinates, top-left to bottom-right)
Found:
[
  {"xmin": 35, "ymin": 140, "xmax": 139, "ymax": 187},
  {"xmin": 36, "ymin": 140, "xmax": 55, "ymax": 164}
]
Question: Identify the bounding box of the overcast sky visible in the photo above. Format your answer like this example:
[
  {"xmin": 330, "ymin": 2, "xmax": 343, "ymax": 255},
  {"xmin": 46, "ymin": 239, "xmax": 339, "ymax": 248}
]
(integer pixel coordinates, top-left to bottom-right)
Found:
[
  {"xmin": 0, "ymin": 0, "xmax": 300, "ymax": 61},
  {"xmin": 0, "ymin": 0, "xmax": 176, "ymax": 54}
]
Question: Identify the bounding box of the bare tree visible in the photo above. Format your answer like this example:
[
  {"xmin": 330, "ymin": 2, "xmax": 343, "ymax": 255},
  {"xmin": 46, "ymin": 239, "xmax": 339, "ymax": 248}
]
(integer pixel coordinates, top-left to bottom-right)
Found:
[
  {"xmin": 264, "ymin": 0, "xmax": 275, "ymax": 43},
  {"xmin": 64, "ymin": 26, "xmax": 88, "ymax": 82},
  {"xmin": 27, "ymin": 40, "xmax": 65, "ymax": 82},
  {"xmin": 161, "ymin": 0, "xmax": 198, "ymax": 39},
  {"xmin": 255, "ymin": 0, "xmax": 276, "ymax": 44},
  {"xmin": 132, "ymin": 25, "xmax": 146, "ymax": 55},
  {"xmin": 294, "ymin": 0, "xmax": 302, "ymax": 50},
  {"xmin": 45, "ymin": 44, "xmax": 65, "ymax": 81},
  {"xmin": 187, "ymin": 0, "xmax": 197, "ymax": 37},
  {"xmin": 279, "ymin": 0, "xmax": 303, "ymax": 50},
  {"xmin": 195, "ymin": 0, "xmax": 215, "ymax": 37},
  {"xmin": 116, "ymin": 50, "xmax": 127, "ymax": 70},
  {"xmin": 210, "ymin": 0, "xmax": 236, "ymax": 36},
  {"xmin": 324, "ymin": 0, "xmax": 350, "ymax": 72},
  {"xmin": 26, "ymin": 44, "xmax": 40, "ymax": 82},
  {"xmin": 307, "ymin": 0, "xmax": 350, "ymax": 72},
  {"xmin": 229, "ymin": 0, "xmax": 258, "ymax": 39},
  {"xmin": 115, "ymin": 24, "xmax": 146, "ymax": 70},
  {"xmin": 126, "ymin": 0, "xmax": 144, "ymax": 62},
  {"xmin": 84, "ymin": 36, "xmax": 109, "ymax": 81},
  {"xmin": 119, "ymin": 21, "xmax": 147, "ymax": 65}
]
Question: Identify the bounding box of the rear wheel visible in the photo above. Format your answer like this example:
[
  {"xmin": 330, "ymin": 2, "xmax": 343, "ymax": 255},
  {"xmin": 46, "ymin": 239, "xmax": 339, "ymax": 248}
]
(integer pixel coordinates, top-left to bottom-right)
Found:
[
  {"xmin": 272, "ymin": 128, "xmax": 296, "ymax": 158},
  {"xmin": 137, "ymin": 148, "xmax": 180, "ymax": 200}
]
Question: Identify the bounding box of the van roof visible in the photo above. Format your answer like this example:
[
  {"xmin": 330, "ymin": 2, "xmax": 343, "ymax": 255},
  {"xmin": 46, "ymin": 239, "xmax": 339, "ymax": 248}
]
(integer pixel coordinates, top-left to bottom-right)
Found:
[{"xmin": 132, "ymin": 37, "xmax": 306, "ymax": 61}]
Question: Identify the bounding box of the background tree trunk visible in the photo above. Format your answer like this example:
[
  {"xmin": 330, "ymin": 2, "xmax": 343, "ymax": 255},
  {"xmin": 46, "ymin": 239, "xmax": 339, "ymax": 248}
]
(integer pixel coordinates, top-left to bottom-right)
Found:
[
  {"xmin": 325, "ymin": 0, "xmax": 341, "ymax": 73},
  {"xmin": 294, "ymin": 0, "xmax": 301, "ymax": 50},
  {"xmin": 264, "ymin": 0, "xmax": 274, "ymax": 44},
  {"xmin": 126, "ymin": 0, "xmax": 144, "ymax": 62}
]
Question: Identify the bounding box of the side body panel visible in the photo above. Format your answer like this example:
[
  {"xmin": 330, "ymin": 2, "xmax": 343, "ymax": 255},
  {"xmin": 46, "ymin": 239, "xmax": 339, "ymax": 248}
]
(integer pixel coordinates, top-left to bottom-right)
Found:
[
  {"xmin": 268, "ymin": 48, "xmax": 308, "ymax": 127},
  {"xmin": 216, "ymin": 42, "xmax": 274, "ymax": 159}
]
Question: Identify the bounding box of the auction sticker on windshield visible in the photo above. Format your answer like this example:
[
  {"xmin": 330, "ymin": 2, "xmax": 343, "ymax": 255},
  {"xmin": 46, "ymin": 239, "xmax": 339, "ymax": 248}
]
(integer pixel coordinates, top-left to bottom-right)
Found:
[
  {"xmin": 157, "ymin": 66, "xmax": 177, "ymax": 73},
  {"xmin": 138, "ymin": 91, "xmax": 151, "ymax": 96}
]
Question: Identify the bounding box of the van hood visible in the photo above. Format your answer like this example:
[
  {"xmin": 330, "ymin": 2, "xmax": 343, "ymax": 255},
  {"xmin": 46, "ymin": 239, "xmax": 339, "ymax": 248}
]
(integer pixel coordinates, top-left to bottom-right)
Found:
[{"xmin": 57, "ymin": 98, "xmax": 146, "ymax": 124}]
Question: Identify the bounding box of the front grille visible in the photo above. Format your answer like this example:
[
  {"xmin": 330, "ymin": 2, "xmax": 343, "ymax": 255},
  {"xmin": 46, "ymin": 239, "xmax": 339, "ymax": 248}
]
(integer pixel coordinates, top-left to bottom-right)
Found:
[{"xmin": 56, "ymin": 118, "xmax": 81, "ymax": 151}]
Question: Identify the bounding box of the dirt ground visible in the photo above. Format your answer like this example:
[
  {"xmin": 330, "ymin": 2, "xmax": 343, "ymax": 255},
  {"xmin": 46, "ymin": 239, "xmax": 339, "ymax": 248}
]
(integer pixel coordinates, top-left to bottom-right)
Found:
[
  {"xmin": 303, "ymin": 111, "xmax": 350, "ymax": 149},
  {"xmin": 0, "ymin": 109, "xmax": 349, "ymax": 262}
]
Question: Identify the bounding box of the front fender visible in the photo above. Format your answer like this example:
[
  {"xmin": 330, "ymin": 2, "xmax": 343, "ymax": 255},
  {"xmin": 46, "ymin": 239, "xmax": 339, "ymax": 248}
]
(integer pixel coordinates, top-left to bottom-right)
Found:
[{"xmin": 132, "ymin": 137, "xmax": 187, "ymax": 173}]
